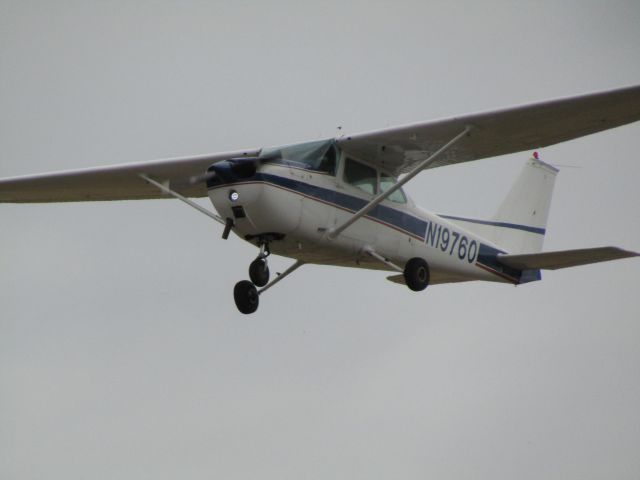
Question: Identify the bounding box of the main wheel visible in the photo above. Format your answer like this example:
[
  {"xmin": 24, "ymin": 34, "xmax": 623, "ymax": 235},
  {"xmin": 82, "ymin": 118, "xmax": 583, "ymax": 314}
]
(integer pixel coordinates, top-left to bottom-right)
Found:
[
  {"xmin": 234, "ymin": 280, "xmax": 259, "ymax": 314},
  {"xmin": 403, "ymin": 257, "xmax": 430, "ymax": 291},
  {"xmin": 249, "ymin": 258, "xmax": 270, "ymax": 287}
]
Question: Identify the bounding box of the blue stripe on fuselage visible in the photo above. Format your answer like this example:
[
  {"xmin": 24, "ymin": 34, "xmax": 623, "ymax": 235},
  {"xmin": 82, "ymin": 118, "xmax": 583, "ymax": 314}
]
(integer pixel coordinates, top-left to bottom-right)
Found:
[
  {"xmin": 438, "ymin": 214, "xmax": 546, "ymax": 235},
  {"xmin": 209, "ymin": 172, "xmax": 428, "ymax": 239}
]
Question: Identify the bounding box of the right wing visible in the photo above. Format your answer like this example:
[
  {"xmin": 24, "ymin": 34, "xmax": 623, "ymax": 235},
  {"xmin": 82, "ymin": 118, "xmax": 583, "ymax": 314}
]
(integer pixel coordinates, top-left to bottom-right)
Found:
[
  {"xmin": 0, "ymin": 148, "xmax": 259, "ymax": 203},
  {"xmin": 338, "ymin": 84, "xmax": 640, "ymax": 176}
]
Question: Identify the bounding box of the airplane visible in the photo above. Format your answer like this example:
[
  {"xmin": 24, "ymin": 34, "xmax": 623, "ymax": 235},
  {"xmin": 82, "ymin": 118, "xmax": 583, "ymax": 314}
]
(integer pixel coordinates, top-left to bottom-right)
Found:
[{"xmin": 2, "ymin": 85, "xmax": 640, "ymax": 314}]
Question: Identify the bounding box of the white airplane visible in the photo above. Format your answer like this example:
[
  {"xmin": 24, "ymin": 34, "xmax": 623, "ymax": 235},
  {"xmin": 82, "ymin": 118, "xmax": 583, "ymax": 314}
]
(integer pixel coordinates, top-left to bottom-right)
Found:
[{"xmin": 2, "ymin": 86, "xmax": 640, "ymax": 314}]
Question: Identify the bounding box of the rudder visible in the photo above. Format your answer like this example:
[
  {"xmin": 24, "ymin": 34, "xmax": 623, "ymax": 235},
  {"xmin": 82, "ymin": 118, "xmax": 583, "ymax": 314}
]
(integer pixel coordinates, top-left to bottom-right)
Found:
[{"xmin": 489, "ymin": 155, "xmax": 558, "ymax": 253}]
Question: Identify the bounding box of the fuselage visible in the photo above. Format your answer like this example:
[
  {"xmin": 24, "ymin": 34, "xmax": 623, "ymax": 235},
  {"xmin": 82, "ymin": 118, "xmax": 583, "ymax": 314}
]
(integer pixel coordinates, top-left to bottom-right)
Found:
[{"xmin": 207, "ymin": 146, "xmax": 531, "ymax": 286}]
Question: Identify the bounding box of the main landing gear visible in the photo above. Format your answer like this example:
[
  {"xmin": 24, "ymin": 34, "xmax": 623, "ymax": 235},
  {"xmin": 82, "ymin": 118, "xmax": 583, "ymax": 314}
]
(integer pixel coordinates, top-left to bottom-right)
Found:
[
  {"xmin": 403, "ymin": 257, "xmax": 430, "ymax": 291},
  {"xmin": 233, "ymin": 239, "xmax": 305, "ymax": 314},
  {"xmin": 364, "ymin": 247, "xmax": 430, "ymax": 292}
]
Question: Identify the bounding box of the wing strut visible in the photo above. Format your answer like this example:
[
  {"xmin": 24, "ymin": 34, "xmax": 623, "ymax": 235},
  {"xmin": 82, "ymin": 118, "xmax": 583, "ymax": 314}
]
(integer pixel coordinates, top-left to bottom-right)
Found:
[
  {"xmin": 139, "ymin": 174, "xmax": 226, "ymax": 226},
  {"xmin": 328, "ymin": 126, "xmax": 471, "ymax": 239},
  {"xmin": 363, "ymin": 246, "xmax": 403, "ymax": 272}
]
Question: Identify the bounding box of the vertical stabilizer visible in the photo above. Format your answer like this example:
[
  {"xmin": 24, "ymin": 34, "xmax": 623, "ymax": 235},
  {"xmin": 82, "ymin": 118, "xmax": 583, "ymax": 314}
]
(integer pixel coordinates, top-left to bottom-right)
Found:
[
  {"xmin": 489, "ymin": 155, "xmax": 558, "ymax": 253},
  {"xmin": 439, "ymin": 155, "xmax": 559, "ymax": 255}
]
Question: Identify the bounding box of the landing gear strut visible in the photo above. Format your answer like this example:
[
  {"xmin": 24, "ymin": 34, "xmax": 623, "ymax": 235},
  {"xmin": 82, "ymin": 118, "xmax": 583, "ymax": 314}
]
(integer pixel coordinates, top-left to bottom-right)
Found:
[
  {"xmin": 363, "ymin": 247, "xmax": 430, "ymax": 293},
  {"xmin": 248, "ymin": 242, "xmax": 270, "ymax": 287},
  {"xmin": 233, "ymin": 239, "xmax": 305, "ymax": 314}
]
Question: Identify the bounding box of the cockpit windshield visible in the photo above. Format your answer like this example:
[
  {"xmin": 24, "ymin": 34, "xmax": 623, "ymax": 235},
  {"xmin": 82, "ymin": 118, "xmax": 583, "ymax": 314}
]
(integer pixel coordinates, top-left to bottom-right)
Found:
[{"xmin": 260, "ymin": 139, "xmax": 337, "ymax": 175}]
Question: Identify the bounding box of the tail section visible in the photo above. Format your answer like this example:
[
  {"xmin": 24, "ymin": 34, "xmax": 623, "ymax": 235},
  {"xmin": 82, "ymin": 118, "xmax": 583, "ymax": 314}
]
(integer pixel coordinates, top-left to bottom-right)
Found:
[
  {"xmin": 490, "ymin": 155, "xmax": 558, "ymax": 253},
  {"xmin": 441, "ymin": 155, "xmax": 558, "ymax": 254},
  {"xmin": 439, "ymin": 156, "xmax": 639, "ymax": 282}
]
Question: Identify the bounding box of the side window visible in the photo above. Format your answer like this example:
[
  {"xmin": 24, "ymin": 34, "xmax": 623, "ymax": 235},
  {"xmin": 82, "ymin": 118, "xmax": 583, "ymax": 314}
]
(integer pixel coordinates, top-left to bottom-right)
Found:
[
  {"xmin": 344, "ymin": 158, "xmax": 377, "ymax": 195},
  {"xmin": 380, "ymin": 175, "xmax": 407, "ymax": 203}
]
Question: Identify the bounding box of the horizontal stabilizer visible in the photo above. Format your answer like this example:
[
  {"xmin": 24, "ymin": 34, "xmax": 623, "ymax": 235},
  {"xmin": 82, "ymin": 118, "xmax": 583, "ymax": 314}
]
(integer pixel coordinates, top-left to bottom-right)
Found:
[{"xmin": 497, "ymin": 247, "xmax": 638, "ymax": 270}]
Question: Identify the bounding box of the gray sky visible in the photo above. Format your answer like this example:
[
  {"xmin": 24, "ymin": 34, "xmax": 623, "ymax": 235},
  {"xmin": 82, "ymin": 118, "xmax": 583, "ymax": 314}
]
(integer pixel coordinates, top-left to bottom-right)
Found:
[{"xmin": 1, "ymin": 1, "xmax": 639, "ymax": 479}]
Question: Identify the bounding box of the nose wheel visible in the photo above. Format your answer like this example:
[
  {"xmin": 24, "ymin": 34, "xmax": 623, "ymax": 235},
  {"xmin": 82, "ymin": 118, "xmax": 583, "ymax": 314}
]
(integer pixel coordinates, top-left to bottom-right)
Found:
[
  {"xmin": 249, "ymin": 257, "xmax": 270, "ymax": 287},
  {"xmin": 248, "ymin": 240, "xmax": 271, "ymax": 287},
  {"xmin": 233, "ymin": 240, "xmax": 271, "ymax": 315},
  {"xmin": 233, "ymin": 255, "xmax": 306, "ymax": 315}
]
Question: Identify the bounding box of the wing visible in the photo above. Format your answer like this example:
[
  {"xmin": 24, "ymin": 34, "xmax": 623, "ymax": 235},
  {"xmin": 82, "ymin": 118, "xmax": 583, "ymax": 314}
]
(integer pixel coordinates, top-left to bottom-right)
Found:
[
  {"xmin": 337, "ymin": 84, "xmax": 640, "ymax": 175},
  {"xmin": 4, "ymin": 85, "xmax": 640, "ymax": 202},
  {"xmin": 0, "ymin": 148, "xmax": 259, "ymax": 203}
]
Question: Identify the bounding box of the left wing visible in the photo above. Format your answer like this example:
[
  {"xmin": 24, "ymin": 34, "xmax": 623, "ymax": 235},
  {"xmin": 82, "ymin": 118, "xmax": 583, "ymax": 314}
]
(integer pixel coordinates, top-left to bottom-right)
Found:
[
  {"xmin": 0, "ymin": 148, "xmax": 259, "ymax": 203},
  {"xmin": 338, "ymin": 84, "xmax": 640, "ymax": 175}
]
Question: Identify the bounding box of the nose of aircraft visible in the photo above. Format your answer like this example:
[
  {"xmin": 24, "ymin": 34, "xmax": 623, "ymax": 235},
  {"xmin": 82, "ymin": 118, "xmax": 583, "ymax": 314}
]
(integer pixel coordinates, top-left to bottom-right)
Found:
[{"xmin": 206, "ymin": 157, "xmax": 259, "ymax": 187}]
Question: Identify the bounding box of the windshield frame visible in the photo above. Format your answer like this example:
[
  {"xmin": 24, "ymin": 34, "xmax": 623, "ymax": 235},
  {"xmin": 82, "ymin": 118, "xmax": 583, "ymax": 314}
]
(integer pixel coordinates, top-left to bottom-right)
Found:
[{"xmin": 260, "ymin": 139, "xmax": 338, "ymax": 176}]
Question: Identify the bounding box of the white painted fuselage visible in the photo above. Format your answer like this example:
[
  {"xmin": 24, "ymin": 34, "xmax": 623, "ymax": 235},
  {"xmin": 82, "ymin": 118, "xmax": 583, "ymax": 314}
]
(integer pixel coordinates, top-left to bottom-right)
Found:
[{"xmin": 208, "ymin": 160, "xmax": 524, "ymax": 286}]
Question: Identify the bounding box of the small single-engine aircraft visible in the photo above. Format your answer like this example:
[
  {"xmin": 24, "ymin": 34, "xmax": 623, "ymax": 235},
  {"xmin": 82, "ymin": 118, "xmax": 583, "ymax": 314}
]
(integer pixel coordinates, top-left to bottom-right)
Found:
[{"xmin": 2, "ymin": 86, "xmax": 640, "ymax": 313}]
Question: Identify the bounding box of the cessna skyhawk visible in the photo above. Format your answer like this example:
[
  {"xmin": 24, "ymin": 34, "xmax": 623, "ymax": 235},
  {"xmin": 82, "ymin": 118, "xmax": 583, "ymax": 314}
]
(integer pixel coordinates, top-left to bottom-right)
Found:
[{"xmin": 2, "ymin": 85, "xmax": 639, "ymax": 314}]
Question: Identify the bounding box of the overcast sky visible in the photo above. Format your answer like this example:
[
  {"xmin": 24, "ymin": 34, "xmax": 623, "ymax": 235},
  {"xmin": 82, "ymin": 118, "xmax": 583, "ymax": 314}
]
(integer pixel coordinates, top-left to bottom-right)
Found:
[{"xmin": 1, "ymin": 1, "xmax": 639, "ymax": 479}]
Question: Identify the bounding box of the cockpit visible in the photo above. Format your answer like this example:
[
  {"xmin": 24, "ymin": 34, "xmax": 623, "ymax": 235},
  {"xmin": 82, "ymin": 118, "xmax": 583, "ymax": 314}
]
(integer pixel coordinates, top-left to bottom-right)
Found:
[
  {"xmin": 343, "ymin": 156, "xmax": 407, "ymax": 203},
  {"xmin": 260, "ymin": 139, "xmax": 337, "ymax": 175},
  {"xmin": 260, "ymin": 139, "xmax": 408, "ymax": 204}
]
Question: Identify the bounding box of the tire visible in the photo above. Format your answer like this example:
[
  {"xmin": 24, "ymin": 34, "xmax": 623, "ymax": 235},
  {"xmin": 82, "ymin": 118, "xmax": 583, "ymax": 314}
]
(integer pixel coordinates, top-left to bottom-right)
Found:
[
  {"xmin": 403, "ymin": 257, "xmax": 430, "ymax": 292},
  {"xmin": 249, "ymin": 258, "xmax": 270, "ymax": 287},
  {"xmin": 234, "ymin": 280, "xmax": 259, "ymax": 314}
]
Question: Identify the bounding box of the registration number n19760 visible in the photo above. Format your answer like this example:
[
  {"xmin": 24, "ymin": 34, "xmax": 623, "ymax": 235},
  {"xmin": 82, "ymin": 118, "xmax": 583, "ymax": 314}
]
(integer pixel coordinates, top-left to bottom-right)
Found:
[{"xmin": 425, "ymin": 221, "xmax": 478, "ymax": 263}]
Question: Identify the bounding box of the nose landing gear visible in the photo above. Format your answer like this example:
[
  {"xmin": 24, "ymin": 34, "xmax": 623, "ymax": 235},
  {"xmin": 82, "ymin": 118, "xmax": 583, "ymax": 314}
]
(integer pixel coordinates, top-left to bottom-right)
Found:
[
  {"xmin": 234, "ymin": 241, "xmax": 270, "ymax": 314},
  {"xmin": 234, "ymin": 280, "xmax": 260, "ymax": 314},
  {"xmin": 233, "ymin": 254, "xmax": 306, "ymax": 315},
  {"xmin": 233, "ymin": 237, "xmax": 305, "ymax": 315},
  {"xmin": 248, "ymin": 242, "xmax": 270, "ymax": 287}
]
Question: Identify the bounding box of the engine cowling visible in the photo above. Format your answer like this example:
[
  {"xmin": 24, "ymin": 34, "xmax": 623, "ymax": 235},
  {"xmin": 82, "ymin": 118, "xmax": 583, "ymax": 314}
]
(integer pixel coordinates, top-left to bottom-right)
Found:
[{"xmin": 207, "ymin": 157, "xmax": 259, "ymax": 186}]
